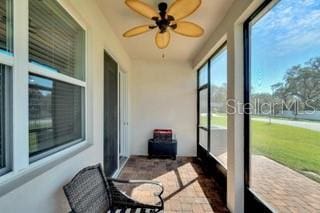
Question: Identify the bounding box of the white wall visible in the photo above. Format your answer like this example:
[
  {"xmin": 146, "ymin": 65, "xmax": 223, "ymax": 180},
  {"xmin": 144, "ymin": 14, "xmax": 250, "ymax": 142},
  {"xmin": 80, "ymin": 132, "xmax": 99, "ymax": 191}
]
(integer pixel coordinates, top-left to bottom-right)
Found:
[
  {"xmin": 129, "ymin": 59, "xmax": 197, "ymax": 156},
  {"xmin": 0, "ymin": 0, "xmax": 132, "ymax": 212}
]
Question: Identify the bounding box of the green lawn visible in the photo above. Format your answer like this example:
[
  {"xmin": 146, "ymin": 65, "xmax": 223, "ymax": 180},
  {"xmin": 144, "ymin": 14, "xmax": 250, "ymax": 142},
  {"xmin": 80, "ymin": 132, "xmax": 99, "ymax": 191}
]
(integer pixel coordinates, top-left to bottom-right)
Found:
[
  {"xmin": 200, "ymin": 113, "xmax": 227, "ymax": 127},
  {"xmin": 201, "ymin": 114, "xmax": 320, "ymax": 182},
  {"xmin": 252, "ymin": 121, "xmax": 320, "ymax": 182},
  {"xmin": 211, "ymin": 115, "xmax": 227, "ymax": 127}
]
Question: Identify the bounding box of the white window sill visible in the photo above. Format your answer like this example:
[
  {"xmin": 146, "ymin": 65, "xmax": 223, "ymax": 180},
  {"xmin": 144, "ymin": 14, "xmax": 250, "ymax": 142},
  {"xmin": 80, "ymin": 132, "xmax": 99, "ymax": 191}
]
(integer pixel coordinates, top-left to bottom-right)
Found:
[{"xmin": 0, "ymin": 141, "xmax": 91, "ymax": 197}]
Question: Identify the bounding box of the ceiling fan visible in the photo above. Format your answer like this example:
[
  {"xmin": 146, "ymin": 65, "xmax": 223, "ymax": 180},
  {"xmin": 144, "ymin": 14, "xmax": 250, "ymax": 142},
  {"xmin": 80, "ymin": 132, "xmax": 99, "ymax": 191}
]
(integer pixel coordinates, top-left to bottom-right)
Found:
[{"xmin": 123, "ymin": 0, "xmax": 204, "ymax": 49}]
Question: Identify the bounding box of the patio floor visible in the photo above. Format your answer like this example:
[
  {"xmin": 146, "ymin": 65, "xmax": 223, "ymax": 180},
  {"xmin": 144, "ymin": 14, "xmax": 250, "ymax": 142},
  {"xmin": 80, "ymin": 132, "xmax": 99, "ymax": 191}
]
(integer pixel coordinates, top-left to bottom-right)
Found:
[
  {"xmin": 117, "ymin": 155, "xmax": 320, "ymax": 212},
  {"xmin": 117, "ymin": 156, "xmax": 229, "ymax": 213},
  {"xmin": 218, "ymin": 153, "xmax": 320, "ymax": 212},
  {"xmin": 251, "ymin": 155, "xmax": 320, "ymax": 212}
]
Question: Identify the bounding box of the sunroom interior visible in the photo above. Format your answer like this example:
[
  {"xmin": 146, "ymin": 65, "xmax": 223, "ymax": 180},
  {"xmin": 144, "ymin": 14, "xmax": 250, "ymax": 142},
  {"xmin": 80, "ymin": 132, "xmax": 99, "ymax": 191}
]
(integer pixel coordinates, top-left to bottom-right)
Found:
[{"xmin": 0, "ymin": 0, "xmax": 319, "ymax": 212}]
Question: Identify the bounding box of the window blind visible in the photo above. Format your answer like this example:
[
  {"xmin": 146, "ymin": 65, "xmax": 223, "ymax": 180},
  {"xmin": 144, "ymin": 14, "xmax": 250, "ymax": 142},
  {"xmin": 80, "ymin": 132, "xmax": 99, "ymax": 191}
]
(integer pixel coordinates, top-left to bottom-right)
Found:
[
  {"xmin": 29, "ymin": 0, "xmax": 85, "ymax": 80},
  {"xmin": 29, "ymin": 75, "xmax": 83, "ymax": 157},
  {"xmin": 0, "ymin": 64, "xmax": 10, "ymax": 170},
  {"xmin": 0, "ymin": 0, "xmax": 13, "ymax": 52},
  {"xmin": 28, "ymin": 0, "xmax": 85, "ymax": 159},
  {"xmin": 0, "ymin": 0, "xmax": 6, "ymax": 51},
  {"xmin": 0, "ymin": 66, "xmax": 5, "ymax": 168}
]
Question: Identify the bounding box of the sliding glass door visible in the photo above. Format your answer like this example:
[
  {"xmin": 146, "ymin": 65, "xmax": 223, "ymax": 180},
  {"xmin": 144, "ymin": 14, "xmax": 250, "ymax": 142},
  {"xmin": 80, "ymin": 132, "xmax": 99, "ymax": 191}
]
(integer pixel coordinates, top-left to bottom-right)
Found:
[
  {"xmin": 244, "ymin": 0, "xmax": 320, "ymax": 211},
  {"xmin": 104, "ymin": 52, "xmax": 118, "ymax": 177}
]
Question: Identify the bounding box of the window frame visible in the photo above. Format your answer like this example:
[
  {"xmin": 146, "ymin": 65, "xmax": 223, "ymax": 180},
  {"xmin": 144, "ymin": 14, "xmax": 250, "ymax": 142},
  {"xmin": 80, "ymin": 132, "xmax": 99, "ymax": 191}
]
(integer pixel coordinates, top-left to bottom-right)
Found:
[
  {"xmin": 28, "ymin": 0, "xmax": 87, "ymax": 161},
  {"xmin": 243, "ymin": 0, "xmax": 276, "ymax": 212},
  {"xmin": 0, "ymin": 0, "xmax": 90, "ymax": 195},
  {"xmin": 196, "ymin": 42, "xmax": 228, "ymax": 198},
  {"xmin": 0, "ymin": 0, "xmax": 14, "ymax": 53},
  {"xmin": 0, "ymin": 65, "xmax": 13, "ymax": 176},
  {"xmin": 28, "ymin": 73, "xmax": 86, "ymax": 162},
  {"xmin": 198, "ymin": 63, "xmax": 209, "ymax": 88},
  {"xmin": 197, "ymin": 63, "xmax": 209, "ymax": 150},
  {"xmin": 197, "ymin": 42, "xmax": 228, "ymax": 164},
  {"xmin": 198, "ymin": 86, "xmax": 209, "ymax": 150},
  {"xmin": 28, "ymin": 0, "xmax": 88, "ymax": 160},
  {"xmin": 208, "ymin": 44, "xmax": 228, "ymax": 169},
  {"xmin": 0, "ymin": 0, "xmax": 14, "ymax": 176}
]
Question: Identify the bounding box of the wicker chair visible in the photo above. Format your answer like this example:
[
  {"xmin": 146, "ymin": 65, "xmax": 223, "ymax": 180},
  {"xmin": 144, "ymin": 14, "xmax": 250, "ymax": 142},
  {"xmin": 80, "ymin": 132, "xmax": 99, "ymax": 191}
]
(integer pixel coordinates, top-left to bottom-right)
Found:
[{"xmin": 63, "ymin": 164, "xmax": 164, "ymax": 213}]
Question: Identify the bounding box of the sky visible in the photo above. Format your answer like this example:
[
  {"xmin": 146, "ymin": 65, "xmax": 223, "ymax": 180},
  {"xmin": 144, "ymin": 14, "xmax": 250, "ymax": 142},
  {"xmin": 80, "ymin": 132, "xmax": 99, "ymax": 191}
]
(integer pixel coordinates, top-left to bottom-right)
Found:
[
  {"xmin": 251, "ymin": 0, "xmax": 320, "ymax": 93},
  {"xmin": 29, "ymin": 74, "xmax": 53, "ymax": 96},
  {"xmin": 197, "ymin": 0, "xmax": 320, "ymax": 93},
  {"xmin": 210, "ymin": 48, "xmax": 227, "ymax": 87},
  {"xmin": 199, "ymin": 47, "xmax": 227, "ymax": 87}
]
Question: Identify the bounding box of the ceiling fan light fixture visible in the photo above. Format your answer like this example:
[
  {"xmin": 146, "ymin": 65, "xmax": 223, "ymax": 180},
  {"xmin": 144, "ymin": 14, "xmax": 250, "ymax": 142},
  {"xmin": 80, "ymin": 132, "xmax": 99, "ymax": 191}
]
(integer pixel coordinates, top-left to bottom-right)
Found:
[
  {"xmin": 123, "ymin": 0, "xmax": 203, "ymax": 49},
  {"xmin": 155, "ymin": 31, "xmax": 170, "ymax": 49}
]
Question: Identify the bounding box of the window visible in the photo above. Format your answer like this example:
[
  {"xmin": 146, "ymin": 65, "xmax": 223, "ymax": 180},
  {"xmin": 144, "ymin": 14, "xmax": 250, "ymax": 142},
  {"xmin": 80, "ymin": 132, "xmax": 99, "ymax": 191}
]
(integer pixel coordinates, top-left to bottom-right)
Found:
[
  {"xmin": 0, "ymin": 65, "xmax": 11, "ymax": 175},
  {"xmin": 29, "ymin": 0, "xmax": 85, "ymax": 161},
  {"xmin": 198, "ymin": 62, "xmax": 209, "ymax": 151},
  {"xmin": 199, "ymin": 64, "xmax": 208, "ymax": 87},
  {"xmin": 29, "ymin": 75, "xmax": 84, "ymax": 158},
  {"xmin": 0, "ymin": 0, "xmax": 86, "ymax": 183},
  {"xmin": 29, "ymin": 0, "xmax": 85, "ymax": 80},
  {"xmin": 245, "ymin": 0, "xmax": 320, "ymax": 211},
  {"xmin": 0, "ymin": 0, "xmax": 13, "ymax": 53},
  {"xmin": 197, "ymin": 44, "xmax": 228, "ymax": 169},
  {"xmin": 0, "ymin": 0, "xmax": 13, "ymax": 176},
  {"xmin": 210, "ymin": 46, "xmax": 227, "ymax": 168},
  {"xmin": 199, "ymin": 88, "xmax": 208, "ymax": 149},
  {"xmin": 199, "ymin": 89, "xmax": 208, "ymax": 128}
]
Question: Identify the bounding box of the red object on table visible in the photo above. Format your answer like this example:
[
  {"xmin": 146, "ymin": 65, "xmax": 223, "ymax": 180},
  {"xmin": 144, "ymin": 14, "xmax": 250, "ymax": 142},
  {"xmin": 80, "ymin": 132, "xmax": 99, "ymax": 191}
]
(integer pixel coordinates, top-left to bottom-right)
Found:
[{"xmin": 153, "ymin": 129, "xmax": 173, "ymax": 141}]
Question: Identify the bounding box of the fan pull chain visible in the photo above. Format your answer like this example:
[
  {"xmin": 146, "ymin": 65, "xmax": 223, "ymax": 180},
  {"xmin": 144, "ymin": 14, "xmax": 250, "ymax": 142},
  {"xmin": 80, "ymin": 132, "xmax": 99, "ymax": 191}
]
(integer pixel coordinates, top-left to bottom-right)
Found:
[{"xmin": 162, "ymin": 53, "xmax": 165, "ymax": 59}]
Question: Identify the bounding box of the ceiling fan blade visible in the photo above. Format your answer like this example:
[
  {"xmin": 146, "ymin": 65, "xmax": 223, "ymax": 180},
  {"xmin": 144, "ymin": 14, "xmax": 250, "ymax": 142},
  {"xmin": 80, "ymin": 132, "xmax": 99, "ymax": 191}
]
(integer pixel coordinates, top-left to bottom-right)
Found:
[
  {"xmin": 168, "ymin": 0, "xmax": 201, "ymax": 21},
  {"xmin": 125, "ymin": 0, "xmax": 159, "ymax": 19},
  {"xmin": 155, "ymin": 31, "xmax": 170, "ymax": 49},
  {"xmin": 123, "ymin": 25, "xmax": 153, "ymax": 37},
  {"xmin": 173, "ymin": 21, "xmax": 204, "ymax": 37}
]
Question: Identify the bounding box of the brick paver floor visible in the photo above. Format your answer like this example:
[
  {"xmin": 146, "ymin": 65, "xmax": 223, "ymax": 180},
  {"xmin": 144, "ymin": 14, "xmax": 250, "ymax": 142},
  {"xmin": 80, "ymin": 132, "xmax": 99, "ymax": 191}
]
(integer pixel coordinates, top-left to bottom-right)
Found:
[
  {"xmin": 218, "ymin": 153, "xmax": 320, "ymax": 212},
  {"xmin": 251, "ymin": 155, "xmax": 320, "ymax": 213},
  {"xmin": 117, "ymin": 155, "xmax": 320, "ymax": 212},
  {"xmin": 117, "ymin": 156, "xmax": 229, "ymax": 213}
]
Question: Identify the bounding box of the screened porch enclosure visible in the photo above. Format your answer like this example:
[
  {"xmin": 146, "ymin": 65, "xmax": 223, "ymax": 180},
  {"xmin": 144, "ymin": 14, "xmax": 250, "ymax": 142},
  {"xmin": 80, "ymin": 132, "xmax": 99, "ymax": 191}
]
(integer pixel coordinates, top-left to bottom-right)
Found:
[{"xmin": 0, "ymin": 0, "xmax": 319, "ymax": 213}]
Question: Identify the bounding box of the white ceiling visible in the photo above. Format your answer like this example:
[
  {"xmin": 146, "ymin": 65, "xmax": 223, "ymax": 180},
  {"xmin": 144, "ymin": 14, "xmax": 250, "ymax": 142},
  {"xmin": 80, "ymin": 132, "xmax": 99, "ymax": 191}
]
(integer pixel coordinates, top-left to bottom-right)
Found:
[{"xmin": 96, "ymin": 0, "xmax": 234, "ymax": 61}]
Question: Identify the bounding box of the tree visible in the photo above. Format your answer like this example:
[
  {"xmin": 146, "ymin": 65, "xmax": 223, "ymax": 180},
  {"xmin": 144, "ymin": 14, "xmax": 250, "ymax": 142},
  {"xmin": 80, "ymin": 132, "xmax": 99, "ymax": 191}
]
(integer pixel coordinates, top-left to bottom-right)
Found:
[
  {"xmin": 211, "ymin": 83, "xmax": 227, "ymax": 113},
  {"xmin": 251, "ymin": 93, "xmax": 273, "ymax": 115},
  {"xmin": 272, "ymin": 57, "xmax": 320, "ymax": 111}
]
